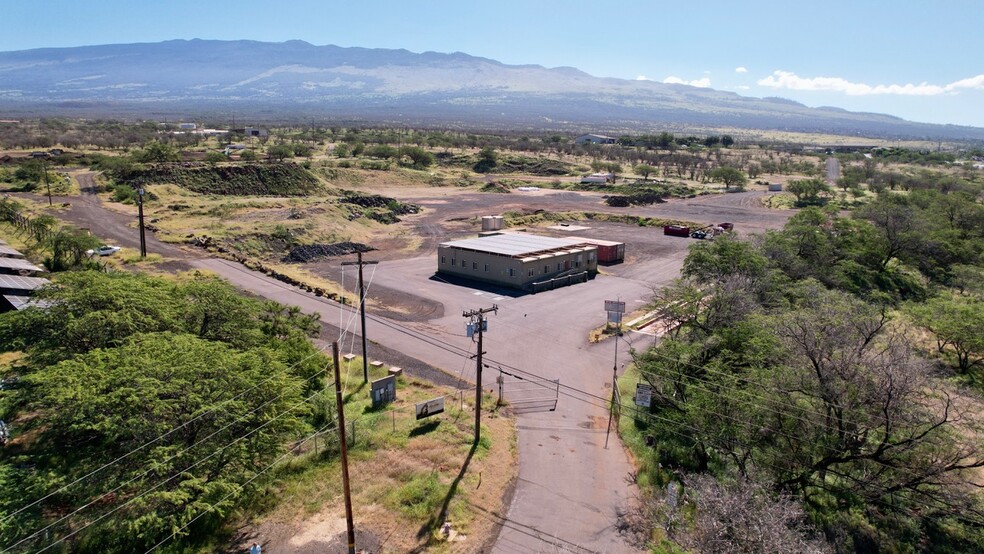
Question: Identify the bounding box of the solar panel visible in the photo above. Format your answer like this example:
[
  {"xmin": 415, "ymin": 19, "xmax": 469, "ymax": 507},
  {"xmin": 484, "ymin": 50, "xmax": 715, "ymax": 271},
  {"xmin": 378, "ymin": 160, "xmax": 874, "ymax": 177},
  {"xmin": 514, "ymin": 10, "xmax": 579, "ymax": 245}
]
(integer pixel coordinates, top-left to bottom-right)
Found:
[
  {"xmin": 0, "ymin": 274, "xmax": 50, "ymax": 291},
  {"xmin": 2, "ymin": 295, "xmax": 51, "ymax": 311},
  {"xmin": 0, "ymin": 245, "xmax": 25, "ymax": 258},
  {"xmin": 0, "ymin": 257, "xmax": 44, "ymax": 272}
]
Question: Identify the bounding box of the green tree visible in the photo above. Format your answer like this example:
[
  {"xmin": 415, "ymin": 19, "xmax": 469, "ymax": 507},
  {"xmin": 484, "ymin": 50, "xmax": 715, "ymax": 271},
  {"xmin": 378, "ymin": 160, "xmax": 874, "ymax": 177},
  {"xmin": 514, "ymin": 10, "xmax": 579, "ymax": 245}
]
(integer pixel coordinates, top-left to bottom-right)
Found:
[
  {"xmin": 14, "ymin": 160, "xmax": 43, "ymax": 183},
  {"xmin": 399, "ymin": 146, "xmax": 435, "ymax": 169},
  {"xmin": 720, "ymin": 135, "xmax": 735, "ymax": 148},
  {"xmin": 786, "ymin": 178, "xmax": 829, "ymax": 204},
  {"xmin": 708, "ymin": 167, "xmax": 747, "ymax": 190},
  {"xmin": 474, "ymin": 147, "xmax": 498, "ymax": 173},
  {"xmin": 204, "ymin": 151, "xmax": 226, "ymax": 166},
  {"xmin": 11, "ymin": 332, "xmax": 308, "ymax": 550},
  {"xmin": 43, "ymin": 227, "xmax": 101, "ymax": 272},
  {"xmin": 133, "ymin": 141, "xmax": 179, "ymax": 163},
  {"xmin": 239, "ymin": 149, "xmax": 257, "ymax": 161},
  {"xmin": 634, "ymin": 164, "xmax": 657, "ymax": 181},
  {"xmin": 266, "ymin": 144, "xmax": 294, "ymax": 162},
  {"xmin": 908, "ymin": 294, "xmax": 984, "ymax": 372}
]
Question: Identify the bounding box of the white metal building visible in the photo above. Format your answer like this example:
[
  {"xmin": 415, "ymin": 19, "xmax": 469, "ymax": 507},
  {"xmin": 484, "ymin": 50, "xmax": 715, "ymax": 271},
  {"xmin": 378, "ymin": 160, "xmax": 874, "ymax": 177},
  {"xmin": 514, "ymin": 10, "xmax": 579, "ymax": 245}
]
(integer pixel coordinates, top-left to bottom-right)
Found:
[{"xmin": 437, "ymin": 233, "xmax": 598, "ymax": 292}]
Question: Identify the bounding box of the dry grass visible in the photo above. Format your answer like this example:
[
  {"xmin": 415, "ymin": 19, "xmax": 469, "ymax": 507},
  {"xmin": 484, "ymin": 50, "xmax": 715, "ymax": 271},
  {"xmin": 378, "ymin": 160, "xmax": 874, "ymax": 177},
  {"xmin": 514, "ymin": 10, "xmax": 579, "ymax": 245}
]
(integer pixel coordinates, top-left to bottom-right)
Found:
[{"xmin": 243, "ymin": 358, "xmax": 517, "ymax": 553}]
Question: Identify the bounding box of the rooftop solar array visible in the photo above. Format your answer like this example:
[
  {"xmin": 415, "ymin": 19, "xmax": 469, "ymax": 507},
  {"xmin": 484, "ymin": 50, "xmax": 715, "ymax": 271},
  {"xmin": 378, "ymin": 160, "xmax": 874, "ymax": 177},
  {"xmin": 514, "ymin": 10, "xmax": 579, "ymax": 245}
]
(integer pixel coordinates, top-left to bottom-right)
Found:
[
  {"xmin": 0, "ymin": 257, "xmax": 44, "ymax": 272},
  {"xmin": 440, "ymin": 233, "xmax": 591, "ymax": 257},
  {"xmin": 0, "ymin": 273, "xmax": 51, "ymax": 292}
]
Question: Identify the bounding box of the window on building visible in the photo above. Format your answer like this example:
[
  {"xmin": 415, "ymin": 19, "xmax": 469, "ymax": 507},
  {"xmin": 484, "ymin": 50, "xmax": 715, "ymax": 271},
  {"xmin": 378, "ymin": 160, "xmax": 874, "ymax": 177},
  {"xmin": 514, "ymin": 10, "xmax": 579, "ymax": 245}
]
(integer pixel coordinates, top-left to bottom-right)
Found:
[
  {"xmin": 588, "ymin": 251, "xmax": 596, "ymax": 261},
  {"xmin": 575, "ymin": 254, "xmax": 582, "ymax": 268},
  {"xmin": 472, "ymin": 261, "xmax": 478, "ymax": 270},
  {"xmin": 528, "ymin": 268, "xmax": 534, "ymax": 277},
  {"xmin": 461, "ymin": 259, "xmax": 467, "ymax": 267},
  {"xmin": 441, "ymin": 256, "xmax": 446, "ymax": 264},
  {"xmin": 544, "ymin": 265, "xmax": 549, "ymax": 274},
  {"xmin": 557, "ymin": 263, "xmax": 562, "ymax": 271},
  {"xmin": 451, "ymin": 258, "xmax": 456, "ymax": 266},
  {"xmin": 508, "ymin": 268, "xmax": 515, "ymax": 277},
  {"xmin": 484, "ymin": 264, "xmax": 489, "ymax": 272}
]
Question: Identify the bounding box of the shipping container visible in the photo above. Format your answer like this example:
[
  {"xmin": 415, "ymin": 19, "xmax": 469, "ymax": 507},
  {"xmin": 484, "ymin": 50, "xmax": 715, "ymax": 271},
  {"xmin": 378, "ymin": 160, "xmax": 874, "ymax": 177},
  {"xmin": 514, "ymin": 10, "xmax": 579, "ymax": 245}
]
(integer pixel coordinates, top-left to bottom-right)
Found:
[{"xmin": 663, "ymin": 225, "xmax": 690, "ymax": 237}]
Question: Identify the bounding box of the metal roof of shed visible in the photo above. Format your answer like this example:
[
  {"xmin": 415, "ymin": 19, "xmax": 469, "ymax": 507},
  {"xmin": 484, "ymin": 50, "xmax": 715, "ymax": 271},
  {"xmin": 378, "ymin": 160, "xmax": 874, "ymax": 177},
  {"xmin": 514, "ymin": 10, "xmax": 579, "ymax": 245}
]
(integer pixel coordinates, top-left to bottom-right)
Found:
[
  {"xmin": 440, "ymin": 234, "xmax": 594, "ymax": 258},
  {"xmin": 0, "ymin": 257, "xmax": 44, "ymax": 273},
  {"xmin": 0, "ymin": 274, "xmax": 50, "ymax": 292}
]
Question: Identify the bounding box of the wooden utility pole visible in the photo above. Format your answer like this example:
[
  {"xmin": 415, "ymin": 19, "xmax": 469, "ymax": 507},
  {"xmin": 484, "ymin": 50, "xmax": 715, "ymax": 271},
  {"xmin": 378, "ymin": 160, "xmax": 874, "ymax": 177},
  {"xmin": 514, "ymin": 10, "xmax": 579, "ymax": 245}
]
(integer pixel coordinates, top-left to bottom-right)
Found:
[
  {"xmin": 605, "ymin": 328, "xmax": 620, "ymax": 449},
  {"xmin": 332, "ymin": 341, "xmax": 357, "ymax": 554},
  {"xmin": 464, "ymin": 305, "xmax": 497, "ymax": 444},
  {"xmin": 42, "ymin": 160, "xmax": 52, "ymax": 207},
  {"xmin": 341, "ymin": 251, "xmax": 378, "ymax": 383},
  {"xmin": 137, "ymin": 187, "xmax": 147, "ymax": 258}
]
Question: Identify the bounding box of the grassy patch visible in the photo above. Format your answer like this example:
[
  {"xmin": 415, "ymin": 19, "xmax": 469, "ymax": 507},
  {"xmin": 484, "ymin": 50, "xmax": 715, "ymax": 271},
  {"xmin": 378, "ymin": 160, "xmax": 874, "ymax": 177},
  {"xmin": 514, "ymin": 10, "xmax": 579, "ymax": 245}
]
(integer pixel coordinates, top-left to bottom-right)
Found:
[
  {"xmin": 233, "ymin": 356, "xmax": 517, "ymax": 551},
  {"xmin": 761, "ymin": 193, "xmax": 797, "ymax": 209}
]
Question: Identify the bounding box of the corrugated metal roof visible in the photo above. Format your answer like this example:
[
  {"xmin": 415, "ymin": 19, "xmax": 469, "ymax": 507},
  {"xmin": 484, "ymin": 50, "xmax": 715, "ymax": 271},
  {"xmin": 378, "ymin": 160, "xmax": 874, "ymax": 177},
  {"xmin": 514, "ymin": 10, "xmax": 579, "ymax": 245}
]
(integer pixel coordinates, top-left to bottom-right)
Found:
[
  {"xmin": 0, "ymin": 257, "xmax": 44, "ymax": 272},
  {"xmin": 0, "ymin": 245, "xmax": 25, "ymax": 258},
  {"xmin": 0, "ymin": 274, "xmax": 50, "ymax": 292},
  {"xmin": 440, "ymin": 234, "xmax": 592, "ymax": 257}
]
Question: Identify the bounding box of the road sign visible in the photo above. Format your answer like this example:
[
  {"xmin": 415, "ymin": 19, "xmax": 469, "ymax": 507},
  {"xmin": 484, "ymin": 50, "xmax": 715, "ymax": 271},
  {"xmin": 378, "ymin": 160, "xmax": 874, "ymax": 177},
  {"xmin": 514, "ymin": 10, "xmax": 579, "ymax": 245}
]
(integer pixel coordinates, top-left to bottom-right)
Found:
[
  {"xmin": 370, "ymin": 375, "xmax": 396, "ymax": 408},
  {"xmin": 635, "ymin": 383, "xmax": 653, "ymax": 408},
  {"xmin": 605, "ymin": 300, "xmax": 626, "ymax": 313},
  {"xmin": 607, "ymin": 311, "xmax": 622, "ymax": 324},
  {"xmin": 416, "ymin": 396, "xmax": 445, "ymax": 420}
]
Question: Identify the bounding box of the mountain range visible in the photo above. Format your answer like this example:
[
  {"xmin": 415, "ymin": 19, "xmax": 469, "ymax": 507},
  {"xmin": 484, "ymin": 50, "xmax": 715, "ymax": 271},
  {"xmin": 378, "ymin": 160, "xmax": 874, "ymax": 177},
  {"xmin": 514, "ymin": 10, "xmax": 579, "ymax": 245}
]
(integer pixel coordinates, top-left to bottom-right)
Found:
[{"xmin": 1, "ymin": 39, "xmax": 982, "ymax": 140}]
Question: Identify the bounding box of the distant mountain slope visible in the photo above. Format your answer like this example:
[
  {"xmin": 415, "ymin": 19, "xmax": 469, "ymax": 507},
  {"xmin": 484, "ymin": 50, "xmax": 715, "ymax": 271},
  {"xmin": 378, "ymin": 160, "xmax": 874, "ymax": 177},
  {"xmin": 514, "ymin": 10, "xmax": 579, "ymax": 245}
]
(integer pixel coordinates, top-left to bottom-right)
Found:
[{"xmin": 1, "ymin": 39, "xmax": 981, "ymax": 140}]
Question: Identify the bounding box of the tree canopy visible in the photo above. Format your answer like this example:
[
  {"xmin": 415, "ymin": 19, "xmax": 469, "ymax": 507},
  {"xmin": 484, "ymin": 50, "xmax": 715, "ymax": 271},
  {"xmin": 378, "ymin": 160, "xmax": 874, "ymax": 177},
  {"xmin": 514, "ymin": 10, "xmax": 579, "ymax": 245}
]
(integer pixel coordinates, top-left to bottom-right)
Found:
[{"xmin": 0, "ymin": 271, "xmax": 329, "ymax": 551}]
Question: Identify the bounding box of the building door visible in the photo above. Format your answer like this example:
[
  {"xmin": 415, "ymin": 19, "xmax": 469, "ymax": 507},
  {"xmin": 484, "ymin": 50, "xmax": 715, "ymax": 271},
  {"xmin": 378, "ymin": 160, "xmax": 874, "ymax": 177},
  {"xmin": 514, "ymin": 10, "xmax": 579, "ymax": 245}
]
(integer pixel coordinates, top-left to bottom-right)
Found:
[{"xmin": 564, "ymin": 260, "xmax": 570, "ymax": 270}]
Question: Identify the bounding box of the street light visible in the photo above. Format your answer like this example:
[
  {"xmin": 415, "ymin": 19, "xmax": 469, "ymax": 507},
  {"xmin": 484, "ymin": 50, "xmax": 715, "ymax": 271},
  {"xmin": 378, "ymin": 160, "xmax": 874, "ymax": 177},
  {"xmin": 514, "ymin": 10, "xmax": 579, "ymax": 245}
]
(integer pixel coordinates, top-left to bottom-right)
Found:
[{"xmin": 137, "ymin": 187, "xmax": 147, "ymax": 258}]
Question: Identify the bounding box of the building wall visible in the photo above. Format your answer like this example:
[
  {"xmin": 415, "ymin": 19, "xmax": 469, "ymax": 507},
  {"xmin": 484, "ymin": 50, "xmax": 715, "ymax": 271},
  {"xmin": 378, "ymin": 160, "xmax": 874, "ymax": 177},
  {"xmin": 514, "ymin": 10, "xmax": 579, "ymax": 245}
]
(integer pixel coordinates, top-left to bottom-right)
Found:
[{"xmin": 437, "ymin": 245, "xmax": 598, "ymax": 290}]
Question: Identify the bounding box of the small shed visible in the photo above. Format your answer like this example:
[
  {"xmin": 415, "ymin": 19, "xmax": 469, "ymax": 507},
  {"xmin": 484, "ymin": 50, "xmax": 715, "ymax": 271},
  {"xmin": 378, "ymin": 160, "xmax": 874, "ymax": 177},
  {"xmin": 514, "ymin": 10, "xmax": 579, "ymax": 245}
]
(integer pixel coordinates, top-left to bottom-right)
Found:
[
  {"xmin": 566, "ymin": 237, "xmax": 624, "ymax": 264},
  {"xmin": 767, "ymin": 183, "xmax": 783, "ymax": 192}
]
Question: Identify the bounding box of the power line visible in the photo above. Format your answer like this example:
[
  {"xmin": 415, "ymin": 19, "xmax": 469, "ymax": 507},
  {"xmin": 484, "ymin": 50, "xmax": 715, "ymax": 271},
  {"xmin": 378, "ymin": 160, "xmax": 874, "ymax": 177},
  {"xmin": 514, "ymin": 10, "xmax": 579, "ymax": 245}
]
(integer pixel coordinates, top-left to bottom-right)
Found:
[
  {"xmin": 144, "ymin": 426, "xmax": 341, "ymax": 553},
  {"xmin": 15, "ymin": 363, "xmax": 334, "ymax": 553},
  {"xmin": 0, "ymin": 340, "xmax": 334, "ymax": 528}
]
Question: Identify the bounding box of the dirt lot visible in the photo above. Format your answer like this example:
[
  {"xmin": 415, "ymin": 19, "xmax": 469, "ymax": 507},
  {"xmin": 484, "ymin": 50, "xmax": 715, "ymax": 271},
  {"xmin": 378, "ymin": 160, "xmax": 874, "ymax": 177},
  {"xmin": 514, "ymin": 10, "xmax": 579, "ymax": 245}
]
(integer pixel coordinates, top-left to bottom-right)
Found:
[{"xmin": 302, "ymin": 187, "xmax": 791, "ymax": 320}]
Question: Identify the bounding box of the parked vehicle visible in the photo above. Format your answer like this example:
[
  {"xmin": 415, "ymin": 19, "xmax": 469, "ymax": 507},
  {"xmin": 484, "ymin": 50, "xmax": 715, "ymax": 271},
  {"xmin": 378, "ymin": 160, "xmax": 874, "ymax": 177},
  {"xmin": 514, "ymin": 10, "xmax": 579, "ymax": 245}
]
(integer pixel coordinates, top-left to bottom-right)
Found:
[
  {"xmin": 690, "ymin": 229, "xmax": 712, "ymax": 240},
  {"xmin": 86, "ymin": 245, "xmax": 121, "ymax": 256}
]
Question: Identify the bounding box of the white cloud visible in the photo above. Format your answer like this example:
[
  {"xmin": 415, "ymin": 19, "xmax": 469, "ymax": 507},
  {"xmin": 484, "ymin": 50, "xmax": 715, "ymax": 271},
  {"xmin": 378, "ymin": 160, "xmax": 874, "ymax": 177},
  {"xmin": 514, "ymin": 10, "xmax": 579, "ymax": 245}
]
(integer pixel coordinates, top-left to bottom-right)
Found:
[
  {"xmin": 757, "ymin": 70, "xmax": 984, "ymax": 96},
  {"xmin": 735, "ymin": 67, "xmax": 747, "ymax": 73},
  {"xmin": 663, "ymin": 76, "xmax": 711, "ymax": 88},
  {"xmin": 636, "ymin": 75, "xmax": 651, "ymax": 81}
]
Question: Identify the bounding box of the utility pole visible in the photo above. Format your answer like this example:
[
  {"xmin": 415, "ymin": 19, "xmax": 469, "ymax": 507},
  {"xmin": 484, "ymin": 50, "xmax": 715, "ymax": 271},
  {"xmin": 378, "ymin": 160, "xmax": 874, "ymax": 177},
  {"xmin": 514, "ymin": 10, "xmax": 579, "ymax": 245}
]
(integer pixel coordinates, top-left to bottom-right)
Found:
[
  {"xmin": 42, "ymin": 160, "xmax": 52, "ymax": 207},
  {"xmin": 341, "ymin": 251, "xmax": 378, "ymax": 383},
  {"xmin": 464, "ymin": 305, "xmax": 497, "ymax": 444},
  {"xmin": 605, "ymin": 327, "xmax": 620, "ymax": 449},
  {"xmin": 137, "ymin": 187, "xmax": 147, "ymax": 258},
  {"xmin": 332, "ymin": 341, "xmax": 357, "ymax": 554}
]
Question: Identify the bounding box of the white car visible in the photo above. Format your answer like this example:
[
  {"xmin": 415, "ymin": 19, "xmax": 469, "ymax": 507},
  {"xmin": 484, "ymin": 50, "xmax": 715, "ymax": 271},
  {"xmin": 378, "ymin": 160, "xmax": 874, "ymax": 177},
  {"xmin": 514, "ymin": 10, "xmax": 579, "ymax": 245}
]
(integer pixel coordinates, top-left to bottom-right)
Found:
[{"xmin": 87, "ymin": 245, "xmax": 121, "ymax": 256}]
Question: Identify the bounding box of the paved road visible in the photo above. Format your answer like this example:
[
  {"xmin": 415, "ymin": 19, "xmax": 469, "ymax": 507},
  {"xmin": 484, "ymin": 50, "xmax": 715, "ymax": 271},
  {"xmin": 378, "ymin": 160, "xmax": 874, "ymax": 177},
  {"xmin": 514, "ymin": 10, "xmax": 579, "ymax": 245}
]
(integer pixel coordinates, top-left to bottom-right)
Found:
[{"xmin": 37, "ymin": 181, "xmax": 792, "ymax": 553}]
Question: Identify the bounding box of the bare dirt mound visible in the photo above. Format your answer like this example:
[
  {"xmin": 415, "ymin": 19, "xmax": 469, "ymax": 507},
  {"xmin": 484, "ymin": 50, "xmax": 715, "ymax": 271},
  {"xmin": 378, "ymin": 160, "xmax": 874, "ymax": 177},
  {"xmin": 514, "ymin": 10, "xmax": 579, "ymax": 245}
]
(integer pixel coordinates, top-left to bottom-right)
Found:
[{"xmin": 285, "ymin": 242, "xmax": 375, "ymax": 263}]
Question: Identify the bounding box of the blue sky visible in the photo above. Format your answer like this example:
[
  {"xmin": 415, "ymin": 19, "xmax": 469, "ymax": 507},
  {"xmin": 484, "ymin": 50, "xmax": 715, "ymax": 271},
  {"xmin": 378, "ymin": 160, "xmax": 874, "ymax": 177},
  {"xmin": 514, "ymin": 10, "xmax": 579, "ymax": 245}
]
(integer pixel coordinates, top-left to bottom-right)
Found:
[{"xmin": 4, "ymin": 0, "xmax": 983, "ymax": 127}]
